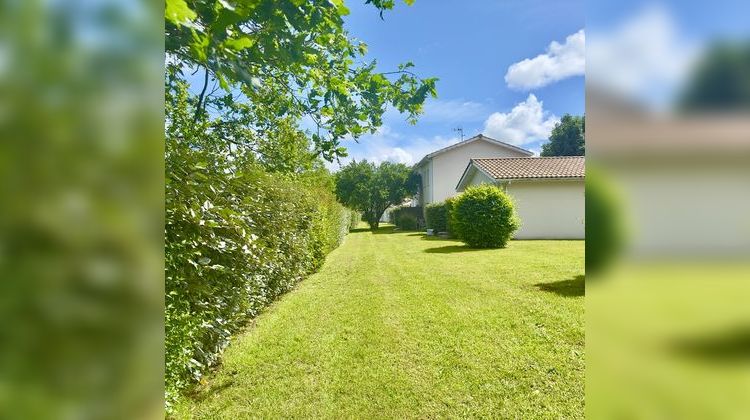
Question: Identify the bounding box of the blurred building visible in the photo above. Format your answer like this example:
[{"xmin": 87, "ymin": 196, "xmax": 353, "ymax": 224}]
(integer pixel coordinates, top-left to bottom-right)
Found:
[{"xmin": 587, "ymin": 89, "xmax": 750, "ymax": 257}]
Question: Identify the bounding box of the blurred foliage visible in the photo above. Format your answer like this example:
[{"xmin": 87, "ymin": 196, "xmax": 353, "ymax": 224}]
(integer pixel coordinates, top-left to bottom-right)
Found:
[
  {"xmin": 585, "ymin": 167, "xmax": 623, "ymax": 276},
  {"xmin": 680, "ymin": 42, "xmax": 750, "ymax": 111},
  {"xmin": 451, "ymin": 185, "xmax": 519, "ymax": 248},
  {"xmin": 164, "ymin": 0, "xmax": 437, "ymax": 161},
  {"xmin": 0, "ymin": 0, "xmax": 164, "ymax": 418},
  {"xmin": 335, "ymin": 160, "xmax": 419, "ymax": 229},
  {"xmin": 540, "ymin": 114, "xmax": 585, "ymax": 157}
]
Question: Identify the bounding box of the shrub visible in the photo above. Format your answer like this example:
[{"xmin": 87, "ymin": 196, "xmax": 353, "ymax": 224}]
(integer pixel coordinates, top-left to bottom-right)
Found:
[
  {"xmin": 389, "ymin": 206, "xmax": 401, "ymax": 225},
  {"xmin": 165, "ymin": 144, "xmax": 352, "ymax": 408},
  {"xmin": 425, "ymin": 202, "xmax": 448, "ymax": 232},
  {"xmin": 451, "ymin": 185, "xmax": 519, "ymax": 248},
  {"xmin": 426, "ymin": 197, "xmax": 458, "ymax": 235},
  {"xmin": 349, "ymin": 210, "xmax": 361, "ymax": 230},
  {"xmin": 396, "ymin": 213, "xmax": 418, "ymax": 230},
  {"xmin": 444, "ymin": 196, "xmax": 458, "ymax": 236},
  {"xmin": 390, "ymin": 206, "xmax": 422, "ymax": 230}
]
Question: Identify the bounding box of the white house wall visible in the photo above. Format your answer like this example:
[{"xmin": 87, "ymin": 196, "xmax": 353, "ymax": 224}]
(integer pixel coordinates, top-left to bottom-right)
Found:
[
  {"xmin": 602, "ymin": 160, "xmax": 750, "ymax": 256},
  {"xmin": 429, "ymin": 140, "xmax": 528, "ymax": 204},
  {"xmin": 505, "ymin": 180, "xmax": 585, "ymax": 239},
  {"xmin": 416, "ymin": 161, "xmax": 432, "ymax": 206}
]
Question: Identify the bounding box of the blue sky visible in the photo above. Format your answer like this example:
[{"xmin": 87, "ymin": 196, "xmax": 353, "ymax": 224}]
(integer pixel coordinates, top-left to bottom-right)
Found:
[
  {"xmin": 331, "ymin": 0, "xmax": 585, "ymax": 168},
  {"xmin": 588, "ymin": 0, "xmax": 750, "ymax": 38},
  {"xmin": 586, "ymin": 1, "xmax": 750, "ymax": 112}
]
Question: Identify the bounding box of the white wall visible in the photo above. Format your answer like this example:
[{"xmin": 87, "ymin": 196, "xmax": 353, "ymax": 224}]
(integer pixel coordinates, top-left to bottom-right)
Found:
[
  {"xmin": 418, "ymin": 161, "xmax": 432, "ymax": 205},
  {"xmin": 505, "ymin": 180, "xmax": 585, "ymax": 239},
  {"xmin": 429, "ymin": 140, "xmax": 528, "ymax": 204},
  {"xmin": 603, "ymin": 160, "xmax": 750, "ymax": 256}
]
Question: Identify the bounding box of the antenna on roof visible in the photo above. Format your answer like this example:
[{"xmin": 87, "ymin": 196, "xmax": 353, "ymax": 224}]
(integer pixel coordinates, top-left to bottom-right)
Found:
[{"xmin": 453, "ymin": 127, "xmax": 464, "ymax": 141}]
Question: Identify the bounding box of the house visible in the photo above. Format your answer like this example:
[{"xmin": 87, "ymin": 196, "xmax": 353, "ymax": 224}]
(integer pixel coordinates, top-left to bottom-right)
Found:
[
  {"xmin": 456, "ymin": 156, "xmax": 585, "ymax": 239},
  {"xmin": 413, "ymin": 134, "xmax": 533, "ymax": 207},
  {"xmin": 587, "ymin": 90, "xmax": 750, "ymax": 255}
]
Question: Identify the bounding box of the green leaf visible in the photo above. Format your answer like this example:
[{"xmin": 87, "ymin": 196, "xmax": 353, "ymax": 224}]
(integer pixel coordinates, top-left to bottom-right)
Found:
[
  {"xmin": 217, "ymin": 0, "xmax": 235, "ymax": 11},
  {"xmin": 189, "ymin": 31, "xmax": 209, "ymax": 62},
  {"xmin": 224, "ymin": 36, "xmax": 256, "ymax": 51},
  {"xmin": 166, "ymin": 0, "xmax": 197, "ymax": 26},
  {"xmin": 217, "ymin": 73, "xmax": 230, "ymax": 91},
  {"xmin": 329, "ymin": 0, "xmax": 350, "ymax": 16}
]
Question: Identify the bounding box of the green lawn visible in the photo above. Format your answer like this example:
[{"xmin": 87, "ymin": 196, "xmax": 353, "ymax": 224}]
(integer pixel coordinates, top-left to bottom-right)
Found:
[{"xmin": 175, "ymin": 226, "xmax": 584, "ymax": 419}]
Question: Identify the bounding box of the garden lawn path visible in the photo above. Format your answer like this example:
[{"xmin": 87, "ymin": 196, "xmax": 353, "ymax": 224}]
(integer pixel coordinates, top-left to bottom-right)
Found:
[{"xmin": 175, "ymin": 225, "xmax": 584, "ymax": 419}]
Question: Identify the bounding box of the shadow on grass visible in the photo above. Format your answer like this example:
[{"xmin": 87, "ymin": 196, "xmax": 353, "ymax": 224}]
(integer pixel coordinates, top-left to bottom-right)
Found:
[
  {"xmin": 188, "ymin": 379, "xmax": 236, "ymax": 403},
  {"xmin": 424, "ymin": 244, "xmax": 485, "ymax": 254},
  {"xmin": 349, "ymin": 227, "xmax": 372, "ymax": 233},
  {"xmin": 351, "ymin": 226, "xmax": 422, "ymax": 235},
  {"xmin": 535, "ymin": 275, "xmax": 585, "ymax": 297},
  {"xmin": 372, "ymin": 226, "xmax": 397, "ymax": 234},
  {"xmin": 669, "ymin": 325, "xmax": 750, "ymax": 364},
  {"xmin": 419, "ymin": 232, "xmax": 459, "ymax": 241}
]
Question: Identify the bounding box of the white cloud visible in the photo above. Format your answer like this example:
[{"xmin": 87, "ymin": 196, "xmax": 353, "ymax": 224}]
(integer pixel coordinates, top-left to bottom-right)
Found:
[
  {"xmin": 586, "ymin": 6, "xmax": 701, "ymax": 109},
  {"xmin": 482, "ymin": 94, "xmax": 559, "ymax": 146},
  {"xmin": 505, "ymin": 29, "xmax": 585, "ymax": 90}
]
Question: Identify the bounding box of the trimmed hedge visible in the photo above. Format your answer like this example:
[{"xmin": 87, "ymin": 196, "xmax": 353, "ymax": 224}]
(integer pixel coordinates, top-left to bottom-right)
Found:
[
  {"xmin": 425, "ymin": 202, "xmax": 448, "ymax": 232},
  {"xmin": 444, "ymin": 196, "xmax": 457, "ymax": 236},
  {"xmin": 425, "ymin": 197, "xmax": 458, "ymax": 235},
  {"xmin": 165, "ymin": 155, "xmax": 352, "ymax": 408},
  {"xmin": 349, "ymin": 210, "xmax": 361, "ymax": 230},
  {"xmin": 390, "ymin": 206, "xmax": 422, "ymax": 230},
  {"xmin": 451, "ymin": 184, "xmax": 519, "ymax": 248}
]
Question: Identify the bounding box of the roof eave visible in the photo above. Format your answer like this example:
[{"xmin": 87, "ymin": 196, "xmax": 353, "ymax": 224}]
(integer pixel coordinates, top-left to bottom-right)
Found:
[{"xmin": 493, "ymin": 176, "xmax": 586, "ymax": 182}]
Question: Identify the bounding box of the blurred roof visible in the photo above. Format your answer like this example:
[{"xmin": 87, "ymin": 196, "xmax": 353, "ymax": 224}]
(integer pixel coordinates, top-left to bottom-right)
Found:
[{"xmin": 587, "ymin": 89, "xmax": 750, "ymax": 157}]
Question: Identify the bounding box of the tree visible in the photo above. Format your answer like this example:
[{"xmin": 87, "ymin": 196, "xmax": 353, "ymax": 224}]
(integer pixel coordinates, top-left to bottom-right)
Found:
[
  {"xmin": 335, "ymin": 160, "xmax": 418, "ymax": 229},
  {"xmin": 679, "ymin": 42, "xmax": 750, "ymax": 111},
  {"xmin": 540, "ymin": 114, "xmax": 585, "ymax": 157},
  {"xmin": 165, "ymin": 0, "xmax": 437, "ymax": 161}
]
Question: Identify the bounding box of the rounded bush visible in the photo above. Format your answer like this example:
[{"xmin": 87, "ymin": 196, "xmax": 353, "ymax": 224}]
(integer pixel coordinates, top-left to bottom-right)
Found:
[{"xmin": 451, "ymin": 184, "xmax": 519, "ymax": 248}]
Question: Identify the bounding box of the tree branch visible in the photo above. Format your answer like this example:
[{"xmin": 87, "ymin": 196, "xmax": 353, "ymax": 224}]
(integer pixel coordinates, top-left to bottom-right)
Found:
[{"xmin": 193, "ymin": 65, "xmax": 210, "ymax": 125}]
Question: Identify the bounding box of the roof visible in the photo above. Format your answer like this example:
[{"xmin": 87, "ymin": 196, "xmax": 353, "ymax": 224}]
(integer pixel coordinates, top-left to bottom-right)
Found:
[
  {"xmin": 456, "ymin": 156, "xmax": 585, "ymax": 191},
  {"xmin": 587, "ymin": 88, "xmax": 750, "ymax": 158},
  {"xmin": 587, "ymin": 114, "xmax": 750, "ymax": 158},
  {"xmin": 414, "ymin": 134, "xmax": 533, "ymax": 168}
]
